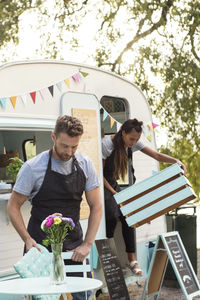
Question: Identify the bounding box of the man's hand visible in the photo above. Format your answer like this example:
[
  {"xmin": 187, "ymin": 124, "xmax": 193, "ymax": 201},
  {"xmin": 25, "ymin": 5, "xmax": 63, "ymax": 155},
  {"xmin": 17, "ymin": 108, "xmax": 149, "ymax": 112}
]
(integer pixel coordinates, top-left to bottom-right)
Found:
[
  {"xmin": 71, "ymin": 241, "xmax": 91, "ymax": 262},
  {"xmin": 25, "ymin": 237, "xmax": 42, "ymax": 253}
]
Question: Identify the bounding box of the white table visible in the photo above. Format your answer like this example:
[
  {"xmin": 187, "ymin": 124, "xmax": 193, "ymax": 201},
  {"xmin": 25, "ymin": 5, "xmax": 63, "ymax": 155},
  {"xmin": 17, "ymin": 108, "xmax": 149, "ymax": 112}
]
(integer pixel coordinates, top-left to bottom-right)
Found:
[{"xmin": 0, "ymin": 277, "xmax": 102, "ymax": 295}]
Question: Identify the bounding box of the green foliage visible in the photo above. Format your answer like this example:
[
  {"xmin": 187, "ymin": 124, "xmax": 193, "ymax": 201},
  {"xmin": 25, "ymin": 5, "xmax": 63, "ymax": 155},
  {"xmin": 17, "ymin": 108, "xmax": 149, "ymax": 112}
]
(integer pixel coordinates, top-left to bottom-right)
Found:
[
  {"xmin": 159, "ymin": 140, "xmax": 200, "ymax": 201},
  {"xmin": 0, "ymin": 0, "xmax": 42, "ymax": 47},
  {"xmin": 6, "ymin": 157, "xmax": 24, "ymax": 183},
  {"xmin": 1, "ymin": 0, "xmax": 199, "ymax": 199}
]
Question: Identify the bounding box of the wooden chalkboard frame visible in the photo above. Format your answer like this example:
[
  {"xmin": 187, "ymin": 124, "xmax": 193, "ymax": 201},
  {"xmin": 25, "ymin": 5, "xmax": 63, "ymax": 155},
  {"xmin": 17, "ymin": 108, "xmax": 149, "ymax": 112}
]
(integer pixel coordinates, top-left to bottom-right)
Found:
[
  {"xmin": 95, "ymin": 238, "xmax": 130, "ymax": 300},
  {"xmin": 141, "ymin": 231, "xmax": 200, "ymax": 300}
]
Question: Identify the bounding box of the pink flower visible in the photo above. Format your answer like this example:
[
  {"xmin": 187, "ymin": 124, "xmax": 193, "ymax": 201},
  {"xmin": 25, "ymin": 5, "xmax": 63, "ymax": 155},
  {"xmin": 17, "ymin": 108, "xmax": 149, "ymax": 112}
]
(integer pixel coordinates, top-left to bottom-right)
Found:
[{"xmin": 45, "ymin": 216, "xmax": 54, "ymax": 227}]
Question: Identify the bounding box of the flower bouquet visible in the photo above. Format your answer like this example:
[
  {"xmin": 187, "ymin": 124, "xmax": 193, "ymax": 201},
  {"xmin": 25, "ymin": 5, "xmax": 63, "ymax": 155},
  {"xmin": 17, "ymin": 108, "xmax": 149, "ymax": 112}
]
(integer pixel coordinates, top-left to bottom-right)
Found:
[{"xmin": 41, "ymin": 213, "xmax": 75, "ymax": 284}]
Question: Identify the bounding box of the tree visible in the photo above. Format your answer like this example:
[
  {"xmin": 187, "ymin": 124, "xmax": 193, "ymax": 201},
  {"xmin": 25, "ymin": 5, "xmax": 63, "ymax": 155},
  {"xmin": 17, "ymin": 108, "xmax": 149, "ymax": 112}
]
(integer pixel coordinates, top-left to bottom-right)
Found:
[
  {"xmin": 159, "ymin": 140, "xmax": 200, "ymax": 201},
  {"xmin": 0, "ymin": 0, "xmax": 199, "ymax": 198}
]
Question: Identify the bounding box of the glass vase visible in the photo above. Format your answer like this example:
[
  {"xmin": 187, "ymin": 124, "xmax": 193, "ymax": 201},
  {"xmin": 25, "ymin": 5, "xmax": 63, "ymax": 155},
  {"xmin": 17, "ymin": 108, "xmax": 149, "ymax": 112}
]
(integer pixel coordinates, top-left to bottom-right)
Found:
[{"xmin": 50, "ymin": 243, "xmax": 66, "ymax": 285}]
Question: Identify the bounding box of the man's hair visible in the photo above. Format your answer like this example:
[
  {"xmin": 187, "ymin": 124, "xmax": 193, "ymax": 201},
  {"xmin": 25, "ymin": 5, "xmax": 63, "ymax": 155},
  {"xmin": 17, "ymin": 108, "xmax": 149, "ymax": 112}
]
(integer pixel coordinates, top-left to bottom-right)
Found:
[{"xmin": 54, "ymin": 115, "xmax": 83, "ymax": 137}]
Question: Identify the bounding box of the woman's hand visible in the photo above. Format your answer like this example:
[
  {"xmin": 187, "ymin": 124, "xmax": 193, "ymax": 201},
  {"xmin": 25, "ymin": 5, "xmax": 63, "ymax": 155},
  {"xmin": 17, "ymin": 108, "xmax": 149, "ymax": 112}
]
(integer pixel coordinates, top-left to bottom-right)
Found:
[{"xmin": 177, "ymin": 161, "xmax": 186, "ymax": 175}]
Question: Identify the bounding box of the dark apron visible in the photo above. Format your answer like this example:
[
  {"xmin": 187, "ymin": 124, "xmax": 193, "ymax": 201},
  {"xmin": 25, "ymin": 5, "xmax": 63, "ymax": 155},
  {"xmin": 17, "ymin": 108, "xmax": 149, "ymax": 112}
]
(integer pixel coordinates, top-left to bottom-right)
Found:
[
  {"xmin": 103, "ymin": 150, "xmax": 121, "ymax": 221},
  {"xmin": 27, "ymin": 149, "xmax": 86, "ymax": 251},
  {"xmin": 103, "ymin": 148, "xmax": 135, "ymax": 222}
]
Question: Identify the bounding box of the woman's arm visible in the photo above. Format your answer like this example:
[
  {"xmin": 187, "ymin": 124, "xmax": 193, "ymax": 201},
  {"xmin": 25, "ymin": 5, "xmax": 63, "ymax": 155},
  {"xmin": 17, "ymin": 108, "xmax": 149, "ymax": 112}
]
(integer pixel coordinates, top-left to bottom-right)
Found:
[{"xmin": 141, "ymin": 146, "xmax": 186, "ymax": 174}]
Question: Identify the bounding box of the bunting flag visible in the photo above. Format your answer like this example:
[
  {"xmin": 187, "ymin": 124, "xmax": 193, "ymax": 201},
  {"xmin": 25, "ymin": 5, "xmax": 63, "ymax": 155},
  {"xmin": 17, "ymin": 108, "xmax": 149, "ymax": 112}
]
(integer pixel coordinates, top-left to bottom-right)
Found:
[
  {"xmin": 30, "ymin": 91, "xmax": 36, "ymax": 104},
  {"xmin": 64, "ymin": 78, "xmax": 70, "ymax": 88},
  {"xmin": 147, "ymin": 135, "xmax": 152, "ymax": 142},
  {"xmin": 142, "ymin": 125, "xmax": 147, "ymax": 136},
  {"xmin": 110, "ymin": 117, "xmax": 115, "ymax": 128},
  {"xmin": 80, "ymin": 71, "xmax": 89, "ymax": 78},
  {"xmin": 10, "ymin": 96, "xmax": 17, "ymax": 108},
  {"xmin": 48, "ymin": 85, "xmax": 54, "ymax": 97},
  {"xmin": 20, "ymin": 95, "xmax": 27, "ymax": 106},
  {"xmin": 102, "ymin": 109, "xmax": 108, "ymax": 121},
  {"xmin": 147, "ymin": 123, "xmax": 153, "ymax": 130},
  {"xmin": 56, "ymin": 82, "xmax": 62, "ymax": 92},
  {"xmin": 39, "ymin": 89, "xmax": 45, "ymax": 101},
  {"xmin": 0, "ymin": 97, "xmax": 6, "ymax": 109},
  {"xmin": 152, "ymin": 122, "xmax": 159, "ymax": 129},
  {"xmin": 72, "ymin": 73, "xmax": 80, "ymax": 83},
  {"xmin": 116, "ymin": 122, "xmax": 121, "ymax": 131},
  {"xmin": 0, "ymin": 69, "xmax": 88, "ymax": 110}
]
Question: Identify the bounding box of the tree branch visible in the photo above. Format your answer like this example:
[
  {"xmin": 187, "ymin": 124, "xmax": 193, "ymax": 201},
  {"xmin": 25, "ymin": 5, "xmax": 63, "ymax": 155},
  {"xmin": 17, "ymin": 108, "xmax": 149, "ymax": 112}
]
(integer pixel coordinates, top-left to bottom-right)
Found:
[
  {"xmin": 189, "ymin": 19, "xmax": 200, "ymax": 62},
  {"xmin": 109, "ymin": 0, "xmax": 174, "ymax": 72}
]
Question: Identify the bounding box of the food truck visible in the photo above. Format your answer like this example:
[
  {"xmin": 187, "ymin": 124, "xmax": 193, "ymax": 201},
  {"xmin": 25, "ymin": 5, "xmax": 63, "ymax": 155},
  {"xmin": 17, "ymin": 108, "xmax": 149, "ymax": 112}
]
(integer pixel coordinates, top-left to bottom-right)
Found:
[{"xmin": 0, "ymin": 60, "xmax": 166, "ymax": 298}]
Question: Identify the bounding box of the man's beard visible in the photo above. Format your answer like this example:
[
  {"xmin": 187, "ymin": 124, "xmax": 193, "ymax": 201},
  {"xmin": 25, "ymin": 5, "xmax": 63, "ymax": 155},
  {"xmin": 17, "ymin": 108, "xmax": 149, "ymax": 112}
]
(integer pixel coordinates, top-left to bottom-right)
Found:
[{"xmin": 54, "ymin": 145, "xmax": 72, "ymax": 161}]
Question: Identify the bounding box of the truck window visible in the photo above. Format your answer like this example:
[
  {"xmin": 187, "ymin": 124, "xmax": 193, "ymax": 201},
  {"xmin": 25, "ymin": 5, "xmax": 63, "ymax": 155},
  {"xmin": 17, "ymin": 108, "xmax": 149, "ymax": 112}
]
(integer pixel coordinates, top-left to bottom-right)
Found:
[
  {"xmin": 100, "ymin": 96, "xmax": 130, "ymax": 186},
  {"xmin": 100, "ymin": 96, "xmax": 129, "ymax": 135}
]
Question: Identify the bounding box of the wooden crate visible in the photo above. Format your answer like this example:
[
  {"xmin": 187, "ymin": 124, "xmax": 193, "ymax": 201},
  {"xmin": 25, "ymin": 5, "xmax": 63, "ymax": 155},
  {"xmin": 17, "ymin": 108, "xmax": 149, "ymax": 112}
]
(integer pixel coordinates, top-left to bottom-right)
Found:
[{"xmin": 114, "ymin": 163, "xmax": 196, "ymax": 228}]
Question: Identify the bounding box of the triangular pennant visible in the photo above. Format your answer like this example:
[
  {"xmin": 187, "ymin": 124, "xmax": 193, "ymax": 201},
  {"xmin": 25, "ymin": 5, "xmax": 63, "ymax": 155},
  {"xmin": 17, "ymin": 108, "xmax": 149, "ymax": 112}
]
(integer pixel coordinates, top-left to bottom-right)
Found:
[
  {"xmin": 116, "ymin": 122, "xmax": 121, "ymax": 131},
  {"xmin": 0, "ymin": 97, "xmax": 7, "ymax": 109},
  {"xmin": 10, "ymin": 96, "xmax": 17, "ymax": 108},
  {"xmin": 39, "ymin": 89, "xmax": 45, "ymax": 101},
  {"xmin": 147, "ymin": 123, "xmax": 153, "ymax": 130},
  {"xmin": 48, "ymin": 85, "xmax": 54, "ymax": 97},
  {"xmin": 147, "ymin": 135, "xmax": 152, "ymax": 142},
  {"xmin": 102, "ymin": 110, "xmax": 108, "ymax": 121},
  {"xmin": 110, "ymin": 116, "xmax": 115, "ymax": 128},
  {"xmin": 80, "ymin": 71, "xmax": 89, "ymax": 78},
  {"xmin": 72, "ymin": 73, "xmax": 80, "ymax": 83},
  {"xmin": 56, "ymin": 82, "xmax": 62, "ymax": 92},
  {"xmin": 20, "ymin": 95, "xmax": 27, "ymax": 105},
  {"xmin": 152, "ymin": 122, "xmax": 159, "ymax": 129},
  {"xmin": 142, "ymin": 125, "xmax": 147, "ymax": 136},
  {"xmin": 64, "ymin": 78, "xmax": 70, "ymax": 88},
  {"xmin": 30, "ymin": 91, "xmax": 36, "ymax": 104}
]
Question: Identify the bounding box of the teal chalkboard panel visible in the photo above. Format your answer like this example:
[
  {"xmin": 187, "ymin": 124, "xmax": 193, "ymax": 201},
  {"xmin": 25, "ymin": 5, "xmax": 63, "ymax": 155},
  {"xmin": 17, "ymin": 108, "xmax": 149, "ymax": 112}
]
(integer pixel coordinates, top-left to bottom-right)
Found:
[
  {"xmin": 142, "ymin": 231, "xmax": 200, "ymax": 300},
  {"xmin": 162, "ymin": 232, "xmax": 199, "ymax": 297}
]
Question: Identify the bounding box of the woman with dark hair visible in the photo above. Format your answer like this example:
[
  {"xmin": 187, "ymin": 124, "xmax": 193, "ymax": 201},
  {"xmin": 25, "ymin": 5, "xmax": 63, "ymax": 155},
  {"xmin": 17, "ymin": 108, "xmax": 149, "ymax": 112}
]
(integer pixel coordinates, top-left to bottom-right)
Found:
[{"xmin": 102, "ymin": 118, "xmax": 186, "ymax": 276}]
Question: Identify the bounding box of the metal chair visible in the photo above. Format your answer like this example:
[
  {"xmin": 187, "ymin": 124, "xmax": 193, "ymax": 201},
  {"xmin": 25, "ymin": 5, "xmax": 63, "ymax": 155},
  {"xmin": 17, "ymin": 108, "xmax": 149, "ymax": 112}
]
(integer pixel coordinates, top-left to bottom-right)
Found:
[{"xmin": 61, "ymin": 252, "xmax": 94, "ymax": 300}]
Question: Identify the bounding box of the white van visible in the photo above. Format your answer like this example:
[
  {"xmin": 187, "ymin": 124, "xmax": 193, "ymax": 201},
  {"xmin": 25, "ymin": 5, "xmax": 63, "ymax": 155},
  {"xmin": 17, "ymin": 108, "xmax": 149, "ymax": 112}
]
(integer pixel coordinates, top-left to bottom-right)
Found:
[{"xmin": 0, "ymin": 60, "xmax": 166, "ymax": 296}]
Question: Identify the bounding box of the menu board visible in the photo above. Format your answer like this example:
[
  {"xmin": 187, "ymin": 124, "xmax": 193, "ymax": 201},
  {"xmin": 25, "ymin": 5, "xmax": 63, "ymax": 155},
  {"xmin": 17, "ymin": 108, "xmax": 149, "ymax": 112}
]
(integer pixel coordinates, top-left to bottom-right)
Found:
[
  {"xmin": 163, "ymin": 233, "xmax": 199, "ymax": 295},
  {"xmin": 72, "ymin": 108, "xmax": 100, "ymax": 220},
  {"xmin": 95, "ymin": 238, "xmax": 130, "ymax": 300},
  {"xmin": 145, "ymin": 232, "xmax": 200, "ymax": 299}
]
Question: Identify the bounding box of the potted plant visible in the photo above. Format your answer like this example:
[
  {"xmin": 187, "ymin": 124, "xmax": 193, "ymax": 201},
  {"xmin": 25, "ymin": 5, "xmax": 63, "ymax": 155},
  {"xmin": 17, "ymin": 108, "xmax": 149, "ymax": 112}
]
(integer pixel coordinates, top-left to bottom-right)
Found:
[{"xmin": 6, "ymin": 157, "xmax": 24, "ymax": 183}]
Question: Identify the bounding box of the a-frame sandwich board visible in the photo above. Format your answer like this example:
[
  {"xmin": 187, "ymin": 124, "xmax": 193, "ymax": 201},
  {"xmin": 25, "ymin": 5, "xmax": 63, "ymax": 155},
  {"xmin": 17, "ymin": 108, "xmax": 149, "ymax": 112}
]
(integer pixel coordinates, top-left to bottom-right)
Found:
[{"xmin": 141, "ymin": 231, "xmax": 200, "ymax": 300}]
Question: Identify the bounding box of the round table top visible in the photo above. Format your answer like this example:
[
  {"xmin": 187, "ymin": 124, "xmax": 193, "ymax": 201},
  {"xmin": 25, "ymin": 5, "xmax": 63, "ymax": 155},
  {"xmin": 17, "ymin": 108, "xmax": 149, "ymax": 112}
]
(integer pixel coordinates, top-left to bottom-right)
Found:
[{"xmin": 0, "ymin": 277, "xmax": 103, "ymax": 295}]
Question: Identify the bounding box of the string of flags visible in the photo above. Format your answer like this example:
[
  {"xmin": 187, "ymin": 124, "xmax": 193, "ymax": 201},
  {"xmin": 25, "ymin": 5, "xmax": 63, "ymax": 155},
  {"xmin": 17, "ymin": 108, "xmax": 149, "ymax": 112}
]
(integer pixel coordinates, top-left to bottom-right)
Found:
[
  {"xmin": 100, "ymin": 104, "xmax": 159, "ymax": 143},
  {"xmin": 0, "ymin": 67, "xmax": 159, "ymax": 143},
  {"xmin": 0, "ymin": 70, "xmax": 89, "ymax": 109}
]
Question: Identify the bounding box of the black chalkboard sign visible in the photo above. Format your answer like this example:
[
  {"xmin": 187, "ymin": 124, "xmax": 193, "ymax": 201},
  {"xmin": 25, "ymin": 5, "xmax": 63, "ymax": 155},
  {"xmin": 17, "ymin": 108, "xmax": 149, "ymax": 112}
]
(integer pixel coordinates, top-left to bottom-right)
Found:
[
  {"xmin": 95, "ymin": 238, "xmax": 130, "ymax": 300},
  {"xmin": 142, "ymin": 232, "xmax": 200, "ymax": 300},
  {"xmin": 163, "ymin": 232, "xmax": 199, "ymax": 296}
]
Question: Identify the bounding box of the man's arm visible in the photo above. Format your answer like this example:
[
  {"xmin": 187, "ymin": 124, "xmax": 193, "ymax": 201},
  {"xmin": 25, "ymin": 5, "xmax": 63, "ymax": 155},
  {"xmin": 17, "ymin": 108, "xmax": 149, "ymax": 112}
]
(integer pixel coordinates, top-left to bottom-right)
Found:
[
  {"xmin": 7, "ymin": 191, "xmax": 41, "ymax": 252},
  {"xmin": 71, "ymin": 186, "xmax": 102, "ymax": 262}
]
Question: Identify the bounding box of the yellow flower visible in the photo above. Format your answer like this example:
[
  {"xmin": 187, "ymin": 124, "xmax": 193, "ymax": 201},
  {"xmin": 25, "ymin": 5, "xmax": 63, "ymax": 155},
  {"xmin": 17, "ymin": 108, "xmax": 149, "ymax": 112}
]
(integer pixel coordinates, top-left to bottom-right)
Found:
[{"xmin": 54, "ymin": 217, "xmax": 62, "ymax": 225}]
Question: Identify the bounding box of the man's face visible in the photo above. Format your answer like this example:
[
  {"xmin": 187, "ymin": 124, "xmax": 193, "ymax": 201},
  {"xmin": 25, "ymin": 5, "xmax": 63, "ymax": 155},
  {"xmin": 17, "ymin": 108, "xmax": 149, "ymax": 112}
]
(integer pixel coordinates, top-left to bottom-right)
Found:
[{"xmin": 52, "ymin": 132, "xmax": 81, "ymax": 161}]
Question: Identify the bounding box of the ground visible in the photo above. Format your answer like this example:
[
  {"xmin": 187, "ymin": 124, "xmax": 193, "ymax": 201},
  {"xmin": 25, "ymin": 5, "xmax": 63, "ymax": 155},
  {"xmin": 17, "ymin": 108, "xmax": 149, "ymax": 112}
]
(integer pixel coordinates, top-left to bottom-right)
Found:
[{"xmin": 96, "ymin": 250, "xmax": 200, "ymax": 300}]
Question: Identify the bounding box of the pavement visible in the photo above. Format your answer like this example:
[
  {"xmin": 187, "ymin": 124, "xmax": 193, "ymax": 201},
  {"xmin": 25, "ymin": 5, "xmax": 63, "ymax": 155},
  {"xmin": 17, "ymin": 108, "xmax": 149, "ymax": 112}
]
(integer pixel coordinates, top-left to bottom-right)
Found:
[{"xmin": 97, "ymin": 250, "xmax": 200, "ymax": 300}]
